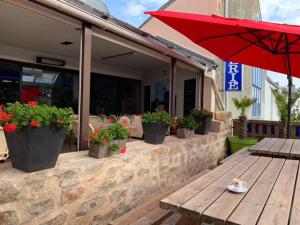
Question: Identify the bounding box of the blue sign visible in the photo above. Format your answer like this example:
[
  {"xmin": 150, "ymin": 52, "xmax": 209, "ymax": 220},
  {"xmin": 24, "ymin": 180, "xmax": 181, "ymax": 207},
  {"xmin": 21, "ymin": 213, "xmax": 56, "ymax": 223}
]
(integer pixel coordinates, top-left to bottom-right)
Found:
[{"xmin": 225, "ymin": 62, "xmax": 243, "ymax": 92}]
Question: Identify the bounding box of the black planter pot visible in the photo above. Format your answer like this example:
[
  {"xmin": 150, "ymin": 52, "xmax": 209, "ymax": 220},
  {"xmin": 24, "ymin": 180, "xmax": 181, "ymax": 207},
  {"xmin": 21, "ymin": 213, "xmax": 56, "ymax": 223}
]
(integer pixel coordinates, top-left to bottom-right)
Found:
[
  {"xmin": 195, "ymin": 116, "xmax": 213, "ymax": 135},
  {"xmin": 5, "ymin": 126, "xmax": 67, "ymax": 172},
  {"xmin": 142, "ymin": 123, "xmax": 169, "ymax": 144}
]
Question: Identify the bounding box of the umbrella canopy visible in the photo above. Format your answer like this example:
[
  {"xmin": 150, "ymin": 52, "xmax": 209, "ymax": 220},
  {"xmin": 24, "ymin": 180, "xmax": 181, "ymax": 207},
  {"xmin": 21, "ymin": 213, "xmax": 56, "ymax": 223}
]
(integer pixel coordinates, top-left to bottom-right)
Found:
[
  {"xmin": 146, "ymin": 11, "xmax": 300, "ymax": 138},
  {"xmin": 146, "ymin": 11, "xmax": 300, "ymax": 77}
]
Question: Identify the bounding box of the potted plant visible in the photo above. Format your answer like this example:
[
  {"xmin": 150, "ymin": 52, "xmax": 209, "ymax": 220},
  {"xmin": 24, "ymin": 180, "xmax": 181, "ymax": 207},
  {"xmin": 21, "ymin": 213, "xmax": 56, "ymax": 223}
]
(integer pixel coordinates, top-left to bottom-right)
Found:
[
  {"xmin": 89, "ymin": 126, "xmax": 113, "ymax": 159},
  {"xmin": 108, "ymin": 123, "xmax": 129, "ymax": 154},
  {"xmin": 191, "ymin": 109, "xmax": 213, "ymax": 135},
  {"xmin": 228, "ymin": 96, "xmax": 258, "ymax": 154},
  {"xmin": 89, "ymin": 123, "xmax": 128, "ymax": 159},
  {"xmin": 176, "ymin": 116, "xmax": 197, "ymax": 138},
  {"xmin": 142, "ymin": 111, "xmax": 172, "ymax": 144},
  {"xmin": 0, "ymin": 102, "xmax": 75, "ymax": 172}
]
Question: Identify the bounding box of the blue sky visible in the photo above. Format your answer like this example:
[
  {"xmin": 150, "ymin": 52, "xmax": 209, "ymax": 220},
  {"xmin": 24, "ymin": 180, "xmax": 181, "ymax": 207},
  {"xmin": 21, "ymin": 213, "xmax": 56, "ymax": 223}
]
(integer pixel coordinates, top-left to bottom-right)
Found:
[
  {"xmin": 106, "ymin": 0, "xmax": 169, "ymax": 27},
  {"xmin": 105, "ymin": 0, "xmax": 300, "ymax": 87}
]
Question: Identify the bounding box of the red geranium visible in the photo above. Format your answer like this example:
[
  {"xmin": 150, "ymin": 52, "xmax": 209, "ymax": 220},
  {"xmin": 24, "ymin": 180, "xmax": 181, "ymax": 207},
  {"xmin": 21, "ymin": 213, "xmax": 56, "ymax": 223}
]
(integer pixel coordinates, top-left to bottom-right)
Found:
[
  {"xmin": 120, "ymin": 146, "xmax": 127, "ymax": 154},
  {"xmin": 101, "ymin": 139, "xmax": 108, "ymax": 145},
  {"xmin": 3, "ymin": 123, "xmax": 17, "ymax": 133},
  {"xmin": 0, "ymin": 112, "xmax": 9, "ymax": 123},
  {"xmin": 30, "ymin": 121, "xmax": 41, "ymax": 128},
  {"xmin": 28, "ymin": 101, "xmax": 38, "ymax": 107}
]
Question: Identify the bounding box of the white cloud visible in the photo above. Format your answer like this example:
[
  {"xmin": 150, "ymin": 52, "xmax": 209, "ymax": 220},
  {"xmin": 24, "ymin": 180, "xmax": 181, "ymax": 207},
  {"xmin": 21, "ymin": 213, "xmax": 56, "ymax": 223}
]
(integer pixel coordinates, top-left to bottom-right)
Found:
[
  {"xmin": 260, "ymin": 0, "xmax": 300, "ymax": 86},
  {"xmin": 121, "ymin": 0, "xmax": 168, "ymax": 18}
]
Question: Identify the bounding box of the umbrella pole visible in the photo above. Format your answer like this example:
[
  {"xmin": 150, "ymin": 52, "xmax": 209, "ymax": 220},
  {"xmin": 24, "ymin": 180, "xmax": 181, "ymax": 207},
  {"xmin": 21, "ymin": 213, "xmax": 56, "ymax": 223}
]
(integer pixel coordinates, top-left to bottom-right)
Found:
[
  {"xmin": 287, "ymin": 75, "xmax": 292, "ymax": 138},
  {"xmin": 285, "ymin": 33, "xmax": 292, "ymax": 138}
]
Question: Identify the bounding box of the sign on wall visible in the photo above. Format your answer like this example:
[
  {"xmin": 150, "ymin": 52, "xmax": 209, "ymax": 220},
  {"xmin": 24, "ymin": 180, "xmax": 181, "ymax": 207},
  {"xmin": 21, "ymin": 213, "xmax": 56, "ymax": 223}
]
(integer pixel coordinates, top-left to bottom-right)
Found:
[{"xmin": 225, "ymin": 62, "xmax": 243, "ymax": 92}]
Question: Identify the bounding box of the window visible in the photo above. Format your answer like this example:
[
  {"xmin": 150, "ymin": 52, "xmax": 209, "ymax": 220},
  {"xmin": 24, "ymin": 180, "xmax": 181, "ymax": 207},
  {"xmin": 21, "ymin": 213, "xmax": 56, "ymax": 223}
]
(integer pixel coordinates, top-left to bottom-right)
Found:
[{"xmin": 252, "ymin": 68, "xmax": 262, "ymax": 117}]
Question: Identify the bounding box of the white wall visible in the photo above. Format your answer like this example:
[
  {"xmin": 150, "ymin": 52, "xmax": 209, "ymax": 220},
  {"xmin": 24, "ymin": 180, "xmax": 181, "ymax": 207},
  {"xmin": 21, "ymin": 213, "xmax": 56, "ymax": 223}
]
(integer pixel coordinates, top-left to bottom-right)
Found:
[{"xmin": 264, "ymin": 79, "xmax": 280, "ymax": 121}]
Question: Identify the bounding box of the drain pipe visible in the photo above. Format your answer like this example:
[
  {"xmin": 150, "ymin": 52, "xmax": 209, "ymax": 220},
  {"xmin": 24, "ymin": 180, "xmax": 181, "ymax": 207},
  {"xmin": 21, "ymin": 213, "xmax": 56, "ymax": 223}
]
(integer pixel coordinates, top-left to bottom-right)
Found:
[
  {"xmin": 34, "ymin": 0, "xmax": 208, "ymax": 71},
  {"xmin": 224, "ymin": 0, "xmax": 229, "ymax": 111}
]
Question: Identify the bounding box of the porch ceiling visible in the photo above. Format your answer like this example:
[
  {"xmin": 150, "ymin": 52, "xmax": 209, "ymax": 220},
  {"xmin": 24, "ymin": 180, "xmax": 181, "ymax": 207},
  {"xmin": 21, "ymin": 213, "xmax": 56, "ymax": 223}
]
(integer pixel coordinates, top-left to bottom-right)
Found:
[{"xmin": 0, "ymin": 1, "xmax": 167, "ymax": 72}]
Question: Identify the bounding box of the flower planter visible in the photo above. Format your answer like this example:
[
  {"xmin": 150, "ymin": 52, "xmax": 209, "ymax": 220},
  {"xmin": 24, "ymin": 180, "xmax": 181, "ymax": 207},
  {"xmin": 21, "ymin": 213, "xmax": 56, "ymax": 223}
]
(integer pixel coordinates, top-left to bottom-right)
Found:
[
  {"xmin": 195, "ymin": 116, "xmax": 213, "ymax": 135},
  {"xmin": 228, "ymin": 136, "xmax": 258, "ymax": 154},
  {"xmin": 5, "ymin": 126, "xmax": 67, "ymax": 172},
  {"xmin": 177, "ymin": 128, "xmax": 194, "ymax": 138},
  {"xmin": 111, "ymin": 139, "xmax": 127, "ymax": 155},
  {"xmin": 89, "ymin": 143, "xmax": 111, "ymax": 159},
  {"xmin": 142, "ymin": 123, "xmax": 168, "ymax": 144}
]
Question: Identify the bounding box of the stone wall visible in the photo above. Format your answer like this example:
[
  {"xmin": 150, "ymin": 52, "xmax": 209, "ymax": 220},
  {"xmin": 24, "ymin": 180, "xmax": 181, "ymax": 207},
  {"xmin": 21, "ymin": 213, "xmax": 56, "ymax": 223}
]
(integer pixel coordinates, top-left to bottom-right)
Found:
[{"xmin": 0, "ymin": 118, "xmax": 231, "ymax": 225}]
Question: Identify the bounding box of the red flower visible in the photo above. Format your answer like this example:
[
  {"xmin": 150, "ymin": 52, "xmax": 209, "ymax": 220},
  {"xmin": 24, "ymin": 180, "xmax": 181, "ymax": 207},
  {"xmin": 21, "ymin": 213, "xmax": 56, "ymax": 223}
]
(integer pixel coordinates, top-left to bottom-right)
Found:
[
  {"xmin": 108, "ymin": 118, "xmax": 113, "ymax": 124},
  {"xmin": 0, "ymin": 112, "xmax": 9, "ymax": 123},
  {"xmin": 3, "ymin": 123, "xmax": 17, "ymax": 133},
  {"xmin": 30, "ymin": 121, "xmax": 41, "ymax": 128},
  {"xmin": 101, "ymin": 139, "xmax": 108, "ymax": 145},
  {"xmin": 91, "ymin": 131, "xmax": 99, "ymax": 138},
  {"xmin": 28, "ymin": 101, "xmax": 38, "ymax": 107},
  {"xmin": 120, "ymin": 146, "xmax": 127, "ymax": 154}
]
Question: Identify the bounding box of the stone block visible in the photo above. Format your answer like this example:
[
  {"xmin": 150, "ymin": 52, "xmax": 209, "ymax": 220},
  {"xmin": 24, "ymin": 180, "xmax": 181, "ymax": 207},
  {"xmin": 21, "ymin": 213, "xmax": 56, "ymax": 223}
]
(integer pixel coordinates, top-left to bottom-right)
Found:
[
  {"xmin": 39, "ymin": 212, "xmax": 67, "ymax": 225},
  {"xmin": 0, "ymin": 210, "xmax": 19, "ymax": 225},
  {"xmin": 0, "ymin": 181, "xmax": 20, "ymax": 203},
  {"xmin": 76, "ymin": 197, "xmax": 105, "ymax": 217}
]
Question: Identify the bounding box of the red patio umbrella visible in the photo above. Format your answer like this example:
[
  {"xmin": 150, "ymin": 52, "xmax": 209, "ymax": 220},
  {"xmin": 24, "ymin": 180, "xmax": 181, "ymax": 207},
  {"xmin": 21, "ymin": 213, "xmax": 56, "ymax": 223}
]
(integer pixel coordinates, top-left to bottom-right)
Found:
[{"xmin": 146, "ymin": 11, "xmax": 300, "ymax": 138}]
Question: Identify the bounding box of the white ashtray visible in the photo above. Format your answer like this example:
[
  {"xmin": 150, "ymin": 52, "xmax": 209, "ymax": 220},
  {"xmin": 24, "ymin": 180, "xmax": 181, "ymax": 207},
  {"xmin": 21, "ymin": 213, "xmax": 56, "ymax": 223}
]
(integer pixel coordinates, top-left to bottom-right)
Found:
[{"xmin": 227, "ymin": 178, "xmax": 248, "ymax": 193}]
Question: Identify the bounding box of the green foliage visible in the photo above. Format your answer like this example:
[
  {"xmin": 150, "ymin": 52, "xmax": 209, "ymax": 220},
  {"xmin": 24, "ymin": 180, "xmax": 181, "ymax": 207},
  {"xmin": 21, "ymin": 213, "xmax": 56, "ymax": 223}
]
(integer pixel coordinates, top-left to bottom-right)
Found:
[
  {"xmin": 232, "ymin": 96, "xmax": 256, "ymax": 116},
  {"xmin": 271, "ymin": 88, "xmax": 300, "ymax": 124},
  {"xmin": 142, "ymin": 111, "xmax": 173, "ymax": 126},
  {"xmin": 1, "ymin": 102, "xmax": 75, "ymax": 128},
  {"xmin": 89, "ymin": 123, "xmax": 128, "ymax": 145},
  {"xmin": 191, "ymin": 109, "xmax": 213, "ymax": 122},
  {"xmin": 107, "ymin": 123, "xmax": 129, "ymax": 140},
  {"xmin": 111, "ymin": 144, "xmax": 120, "ymax": 153},
  {"xmin": 177, "ymin": 116, "xmax": 198, "ymax": 130}
]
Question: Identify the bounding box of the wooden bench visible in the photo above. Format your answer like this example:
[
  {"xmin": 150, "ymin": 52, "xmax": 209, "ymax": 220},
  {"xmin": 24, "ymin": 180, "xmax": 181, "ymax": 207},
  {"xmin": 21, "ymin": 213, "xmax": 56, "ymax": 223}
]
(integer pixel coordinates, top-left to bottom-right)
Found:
[{"xmin": 109, "ymin": 169, "xmax": 209, "ymax": 225}]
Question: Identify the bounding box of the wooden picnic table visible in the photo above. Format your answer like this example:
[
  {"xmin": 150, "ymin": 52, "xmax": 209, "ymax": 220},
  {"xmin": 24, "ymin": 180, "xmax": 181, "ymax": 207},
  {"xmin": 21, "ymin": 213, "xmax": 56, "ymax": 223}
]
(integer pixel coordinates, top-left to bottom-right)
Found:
[
  {"xmin": 160, "ymin": 154, "xmax": 300, "ymax": 225},
  {"xmin": 249, "ymin": 138, "xmax": 300, "ymax": 159}
]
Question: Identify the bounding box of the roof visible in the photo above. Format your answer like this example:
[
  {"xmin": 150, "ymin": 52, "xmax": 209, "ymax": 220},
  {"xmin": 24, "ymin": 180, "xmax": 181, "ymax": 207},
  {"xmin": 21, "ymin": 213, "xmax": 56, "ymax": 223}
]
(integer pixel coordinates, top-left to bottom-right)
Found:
[
  {"xmin": 139, "ymin": 0, "xmax": 175, "ymax": 28},
  {"xmin": 106, "ymin": 15, "xmax": 217, "ymax": 68}
]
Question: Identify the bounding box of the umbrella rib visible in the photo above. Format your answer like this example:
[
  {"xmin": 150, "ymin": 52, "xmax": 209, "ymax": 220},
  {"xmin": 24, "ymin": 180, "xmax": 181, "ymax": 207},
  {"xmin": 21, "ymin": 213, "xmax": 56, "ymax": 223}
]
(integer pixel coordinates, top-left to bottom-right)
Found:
[
  {"xmin": 235, "ymin": 32, "xmax": 275, "ymax": 53},
  {"xmin": 276, "ymin": 35, "xmax": 300, "ymax": 52},
  {"xmin": 224, "ymin": 32, "xmax": 275, "ymax": 61},
  {"xmin": 195, "ymin": 30, "xmax": 261, "ymax": 44},
  {"xmin": 274, "ymin": 33, "xmax": 284, "ymax": 52},
  {"xmin": 245, "ymin": 28, "xmax": 274, "ymax": 52}
]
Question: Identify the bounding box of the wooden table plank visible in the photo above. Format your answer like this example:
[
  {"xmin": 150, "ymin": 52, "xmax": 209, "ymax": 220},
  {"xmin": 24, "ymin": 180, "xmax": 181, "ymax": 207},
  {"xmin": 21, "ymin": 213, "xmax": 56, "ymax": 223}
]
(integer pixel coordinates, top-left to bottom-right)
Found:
[
  {"xmin": 290, "ymin": 139, "xmax": 300, "ymax": 158},
  {"xmin": 258, "ymin": 138, "xmax": 279, "ymax": 154},
  {"xmin": 257, "ymin": 160, "xmax": 299, "ymax": 225},
  {"xmin": 249, "ymin": 138, "xmax": 272, "ymax": 153},
  {"xmin": 290, "ymin": 161, "xmax": 300, "ymax": 225},
  {"xmin": 160, "ymin": 154, "xmax": 247, "ymax": 212},
  {"xmin": 268, "ymin": 138, "xmax": 287, "ymax": 155},
  {"xmin": 178, "ymin": 156, "xmax": 259, "ymax": 220},
  {"xmin": 278, "ymin": 139, "xmax": 294, "ymax": 157},
  {"xmin": 227, "ymin": 158, "xmax": 285, "ymax": 225},
  {"xmin": 201, "ymin": 157, "xmax": 272, "ymax": 225}
]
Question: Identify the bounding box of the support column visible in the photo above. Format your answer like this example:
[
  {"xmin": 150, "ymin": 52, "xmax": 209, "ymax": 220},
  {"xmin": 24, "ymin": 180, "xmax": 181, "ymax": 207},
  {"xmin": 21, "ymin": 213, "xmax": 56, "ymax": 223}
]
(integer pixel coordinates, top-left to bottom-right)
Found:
[
  {"xmin": 169, "ymin": 58, "xmax": 177, "ymax": 117},
  {"xmin": 78, "ymin": 24, "xmax": 92, "ymax": 151}
]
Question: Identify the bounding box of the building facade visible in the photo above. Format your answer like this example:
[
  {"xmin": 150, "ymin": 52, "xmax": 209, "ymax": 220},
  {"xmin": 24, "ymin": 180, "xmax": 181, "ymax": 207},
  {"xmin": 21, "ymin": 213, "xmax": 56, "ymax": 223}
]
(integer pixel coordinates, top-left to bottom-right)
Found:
[
  {"xmin": 141, "ymin": 0, "xmax": 273, "ymax": 120},
  {"xmin": 0, "ymin": 0, "xmax": 224, "ymax": 149}
]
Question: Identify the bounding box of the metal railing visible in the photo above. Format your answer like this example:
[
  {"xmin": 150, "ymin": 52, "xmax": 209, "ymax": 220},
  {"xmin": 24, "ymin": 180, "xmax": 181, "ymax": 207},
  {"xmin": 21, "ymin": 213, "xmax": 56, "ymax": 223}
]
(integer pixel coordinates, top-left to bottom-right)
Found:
[{"xmin": 233, "ymin": 119, "xmax": 300, "ymax": 139}]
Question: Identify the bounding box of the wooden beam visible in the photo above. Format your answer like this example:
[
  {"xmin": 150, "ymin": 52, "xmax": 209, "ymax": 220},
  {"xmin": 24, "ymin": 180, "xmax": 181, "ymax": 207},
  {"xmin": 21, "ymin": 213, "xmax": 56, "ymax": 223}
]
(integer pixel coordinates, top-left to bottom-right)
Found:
[
  {"xmin": 78, "ymin": 24, "xmax": 92, "ymax": 151},
  {"xmin": 169, "ymin": 58, "xmax": 177, "ymax": 117}
]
